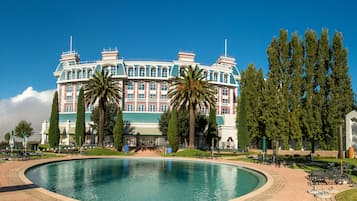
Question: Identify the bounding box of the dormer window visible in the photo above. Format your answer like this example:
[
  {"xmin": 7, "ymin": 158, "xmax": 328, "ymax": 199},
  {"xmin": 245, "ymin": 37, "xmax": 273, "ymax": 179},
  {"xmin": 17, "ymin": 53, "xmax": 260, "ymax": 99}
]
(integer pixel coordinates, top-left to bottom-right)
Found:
[{"xmin": 151, "ymin": 68, "xmax": 156, "ymax": 77}]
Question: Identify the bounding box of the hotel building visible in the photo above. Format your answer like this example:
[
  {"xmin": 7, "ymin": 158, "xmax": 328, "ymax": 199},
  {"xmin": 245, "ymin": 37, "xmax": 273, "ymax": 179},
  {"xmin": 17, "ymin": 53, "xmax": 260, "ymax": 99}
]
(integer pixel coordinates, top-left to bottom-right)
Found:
[{"xmin": 41, "ymin": 48, "xmax": 241, "ymax": 149}]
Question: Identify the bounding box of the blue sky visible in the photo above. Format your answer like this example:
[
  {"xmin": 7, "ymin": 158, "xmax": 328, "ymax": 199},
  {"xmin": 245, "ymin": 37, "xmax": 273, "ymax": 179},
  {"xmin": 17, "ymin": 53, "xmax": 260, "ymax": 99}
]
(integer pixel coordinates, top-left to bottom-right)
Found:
[{"xmin": 0, "ymin": 0, "xmax": 356, "ymax": 99}]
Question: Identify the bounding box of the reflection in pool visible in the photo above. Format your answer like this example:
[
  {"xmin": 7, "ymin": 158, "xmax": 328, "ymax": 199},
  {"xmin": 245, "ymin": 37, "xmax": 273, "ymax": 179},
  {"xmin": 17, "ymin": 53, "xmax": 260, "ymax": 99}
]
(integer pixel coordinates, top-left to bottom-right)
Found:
[{"xmin": 26, "ymin": 158, "xmax": 266, "ymax": 201}]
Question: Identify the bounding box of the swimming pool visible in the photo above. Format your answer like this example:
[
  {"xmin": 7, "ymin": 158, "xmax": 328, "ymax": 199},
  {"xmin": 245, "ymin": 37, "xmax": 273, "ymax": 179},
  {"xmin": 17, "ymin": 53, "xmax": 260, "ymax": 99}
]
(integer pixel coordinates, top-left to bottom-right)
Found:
[{"xmin": 26, "ymin": 158, "xmax": 266, "ymax": 201}]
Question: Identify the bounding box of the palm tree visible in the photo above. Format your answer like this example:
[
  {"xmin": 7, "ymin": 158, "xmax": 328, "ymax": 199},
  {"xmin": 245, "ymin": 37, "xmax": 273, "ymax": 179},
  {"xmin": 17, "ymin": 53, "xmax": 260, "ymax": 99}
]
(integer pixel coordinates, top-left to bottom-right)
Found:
[
  {"xmin": 84, "ymin": 69, "xmax": 121, "ymax": 147},
  {"xmin": 168, "ymin": 65, "xmax": 216, "ymax": 148}
]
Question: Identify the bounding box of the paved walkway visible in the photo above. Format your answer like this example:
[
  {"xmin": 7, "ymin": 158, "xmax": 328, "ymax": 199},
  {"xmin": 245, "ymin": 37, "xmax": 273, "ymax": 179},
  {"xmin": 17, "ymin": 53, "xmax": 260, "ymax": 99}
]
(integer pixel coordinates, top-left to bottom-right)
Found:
[{"xmin": 0, "ymin": 155, "xmax": 353, "ymax": 201}]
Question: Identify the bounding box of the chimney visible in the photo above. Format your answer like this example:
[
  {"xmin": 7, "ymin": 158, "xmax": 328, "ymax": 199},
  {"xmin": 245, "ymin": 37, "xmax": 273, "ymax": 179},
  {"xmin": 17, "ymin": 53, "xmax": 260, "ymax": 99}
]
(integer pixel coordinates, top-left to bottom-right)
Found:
[
  {"xmin": 178, "ymin": 52, "xmax": 195, "ymax": 62},
  {"xmin": 60, "ymin": 51, "xmax": 80, "ymax": 63},
  {"xmin": 217, "ymin": 56, "xmax": 236, "ymax": 66},
  {"xmin": 102, "ymin": 48, "xmax": 119, "ymax": 61}
]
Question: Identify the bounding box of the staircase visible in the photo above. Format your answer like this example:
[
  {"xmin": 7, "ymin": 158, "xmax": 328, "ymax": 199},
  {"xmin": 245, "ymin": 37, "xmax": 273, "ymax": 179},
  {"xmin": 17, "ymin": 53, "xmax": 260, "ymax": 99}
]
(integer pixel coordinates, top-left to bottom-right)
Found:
[{"xmin": 134, "ymin": 147, "xmax": 161, "ymax": 157}]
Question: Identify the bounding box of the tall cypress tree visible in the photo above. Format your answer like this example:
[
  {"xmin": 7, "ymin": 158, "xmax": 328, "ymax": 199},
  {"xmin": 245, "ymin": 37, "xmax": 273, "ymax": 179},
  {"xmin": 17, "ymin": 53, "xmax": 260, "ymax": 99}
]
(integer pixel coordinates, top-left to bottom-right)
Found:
[
  {"xmin": 75, "ymin": 87, "xmax": 85, "ymax": 146},
  {"xmin": 237, "ymin": 90, "xmax": 249, "ymax": 150},
  {"xmin": 314, "ymin": 29, "xmax": 330, "ymax": 149},
  {"xmin": 168, "ymin": 110, "xmax": 179, "ymax": 152},
  {"xmin": 207, "ymin": 108, "xmax": 217, "ymax": 147},
  {"xmin": 287, "ymin": 33, "xmax": 304, "ymax": 149},
  {"xmin": 326, "ymin": 32, "xmax": 354, "ymax": 149},
  {"xmin": 264, "ymin": 37, "xmax": 286, "ymax": 150},
  {"xmin": 48, "ymin": 91, "xmax": 60, "ymax": 147},
  {"xmin": 239, "ymin": 64, "xmax": 265, "ymax": 148},
  {"xmin": 302, "ymin": 30, "xmax": 319, "ymax": 151},
  {"xmin": 113, "ymin": 107, "xmax": 124, "ymax": 151}
]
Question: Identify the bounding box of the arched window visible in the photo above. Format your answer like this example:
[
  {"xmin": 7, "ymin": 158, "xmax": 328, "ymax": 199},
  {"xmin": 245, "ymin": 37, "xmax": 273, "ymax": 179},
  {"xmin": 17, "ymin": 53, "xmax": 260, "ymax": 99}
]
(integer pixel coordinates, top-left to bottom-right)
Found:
[
  {"xmin": 110, "ymin": 66, "xmax": 116, "ymax": 75},
  {"xmin": 224, "ymin": 74, "xmax": 228, "ymax": 83},
  {"xmin": 88, "ymin": 69, "xmax": 93, "ymax": 78},
  {"xmin": 151, "ymin": 68, "xmax": 156, "ymax": 77},
  {"xmin": 213, "ymin": 72, "xmax": 218, "ymax": 81},
  {"xmin": 162, "ymin": 68, "xmax": 168, "ymax": 77},
  {"xmin": 180, "ymin": 66, "xmax": 185, "ymax": 76},
  {"xmin": 67, "ymin": 71, "xmax": 72, "ymax": 80},
  {"xmin": 128, "ymin": 67, "xmax": 134, "ymax": 77},
  {"xmin": 203, "ymin": 71, "xmax": 208, "ymax": 80},
  {"xmin": 139, "ymin": 67, "xmax": 145, "ymax": 76}
]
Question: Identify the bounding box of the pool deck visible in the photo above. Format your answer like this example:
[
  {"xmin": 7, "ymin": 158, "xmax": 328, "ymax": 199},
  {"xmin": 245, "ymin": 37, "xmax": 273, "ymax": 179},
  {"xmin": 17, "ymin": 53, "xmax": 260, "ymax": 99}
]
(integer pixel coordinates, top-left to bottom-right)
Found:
[{"xmin": 0, "ymin": 155, "xmax": 353, "ymax": 201}]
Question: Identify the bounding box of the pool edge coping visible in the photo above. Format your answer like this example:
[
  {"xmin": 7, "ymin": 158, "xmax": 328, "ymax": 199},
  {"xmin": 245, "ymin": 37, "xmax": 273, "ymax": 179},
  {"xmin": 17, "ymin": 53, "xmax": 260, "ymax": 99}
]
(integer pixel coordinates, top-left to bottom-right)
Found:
[{"xmin": 18, "ymin": 155, "xmax": 273, "ymax": 201}]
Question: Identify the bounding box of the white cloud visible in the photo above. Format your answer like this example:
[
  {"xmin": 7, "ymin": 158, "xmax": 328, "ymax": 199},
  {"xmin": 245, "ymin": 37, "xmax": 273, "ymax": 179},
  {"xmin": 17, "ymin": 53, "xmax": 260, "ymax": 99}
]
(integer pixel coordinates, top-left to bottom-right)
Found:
[{"xmin": 0, "ymin": 87, "xmax": 55, "ymax": 141}]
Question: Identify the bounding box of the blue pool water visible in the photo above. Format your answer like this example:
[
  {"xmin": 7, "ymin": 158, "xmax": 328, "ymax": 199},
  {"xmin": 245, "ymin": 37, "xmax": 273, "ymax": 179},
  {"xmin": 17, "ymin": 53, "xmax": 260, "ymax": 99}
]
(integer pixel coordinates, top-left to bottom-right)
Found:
[{"xmin": 26, "ymin": 158, "xmax": 266, "ymax": 201}]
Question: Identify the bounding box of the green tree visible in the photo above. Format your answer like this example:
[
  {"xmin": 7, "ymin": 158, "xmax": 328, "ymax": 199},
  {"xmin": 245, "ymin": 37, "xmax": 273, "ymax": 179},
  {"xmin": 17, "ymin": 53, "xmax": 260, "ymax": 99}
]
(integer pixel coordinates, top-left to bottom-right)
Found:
[
  {"xmin": 326, "ymin": 32, "xmax": 354, "ymax": 149},
  {"xmin": 84, "ymin": 69, "xmax": 121, "ymax": 147},
  {"xmin": 302, "ymin": 30, "xmax": 319, "ymax": 151},
  {"xmin": 4, "ymin": 132, "xmax": 10, "ymax": 142},
  {"xmin": 287, "ymin": 33, "xmax": 304, "ymax": 149},
  {"xmin": 239, "ymin": 64, "xmax": 265, "ymax": 148},
  {"xmin": 237, "ymin": 90, "xmax": 248, "ymax": 149},
  {"xmin": 15, "ymin": 120, "xmax": 33, "ymax": 137},
  {"xmin": 48, "ymin": 91, "xmax": 60, "ymax": 147},
  {"xmin": 264, "ymin": 35, "xmax": 288, "ymax": 151},
  {"xmin": 168, "ymin": 110, "xmax": 179, "ymax": 152},
  {"xmin": 113, "ymin": 107, "xmax": 124, "ymax": 151},
  {"xmin": 75, "ymin": 87, "xmax": 85, "ymax": 146},
  {"xmin": 313, "ymin": 29, "xmax": 330, "ymax": 149},
  {"xmin": 91, "ymin": 103, "xmax": 118, "ymax": 137},
  {"xmin": 159, "ymin": 110, "xmax": 171, "ymax": 136},
  {"xmin": 207, "ymin": 108, "xmax": 217, "ymax": 148},
  {"xmin": 168, "ymin": 65, "xmax": 216, "ymax": 148}
]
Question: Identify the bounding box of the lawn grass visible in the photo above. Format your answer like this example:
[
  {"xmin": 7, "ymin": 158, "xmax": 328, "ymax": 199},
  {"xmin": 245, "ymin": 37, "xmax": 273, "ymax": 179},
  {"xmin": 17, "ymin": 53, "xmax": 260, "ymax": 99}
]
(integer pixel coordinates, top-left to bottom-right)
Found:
[
  {"xmin": 84, "ymin": 147, "xmax": 132, "ymax": 156},
  {"xmin": 164, "ymin": 149, "xmax": 209, "ymax": 157},
  {"xmin": 336, "ymin": 189, "xmax": 357, "ymax": 201}
]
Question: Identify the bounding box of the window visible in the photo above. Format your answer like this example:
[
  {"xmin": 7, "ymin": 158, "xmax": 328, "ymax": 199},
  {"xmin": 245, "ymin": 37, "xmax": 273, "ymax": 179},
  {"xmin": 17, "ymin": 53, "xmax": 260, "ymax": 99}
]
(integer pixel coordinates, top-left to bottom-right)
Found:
[
  {"xmin": 139, "ymin": 94, "xmax": 145, "ymax": 99},
  {"xmin": 103, "ymin": 67, "xmax": 109, "ymax": 75},
  {"xmin": 128, "ymin": 104, "xmax": 133, "ymax": 111},
  {"xmin": 88, "ymin": 70, "xmax": 93, "ymax": 78},
  {"xmin": 161, "ymin": 94, "xmax": 167, "ymax": 99},
  {"xmin": 66, "ymin": 95, "xmax": 72, "ymax": 101},
  {"xmin": 138, "ymin": 104, "xmax": 144, "ymax": 112},
  {"xmin": 87, "ymin": 105, "xmax": 92, "ymax": 112},
  {"xmin": 150, "ymin": 94, "xmax": 156, "ymax": 99},
  {"xmin": 67, "ymin": 71, "xmax": 72, "ymax": 80},
  {"xmin": 128, "ymin": 81, "xmax": 134, "ymax": 90},
  {"xmin": 150, "ymin": 82, "xmax": 156, "ymax": 90},
  {"xmin": 224, "ymin": 74, "xmax": 228, "ymax": 83},
  {"xmin": 223, "ymin": 99, "xmax": 228, "ymax": 104},
  {"xmin": 65, "ymin": 105, "xmax": 72, "ymax": 112},
  {"xmin": 77, "ymin": 70, "xmax": 82, "ymax": 79},
  {"xmin": 161, "ymin": 105, "xmax": 168, "ymax": 112},
  {"xmin": 161, "ymin": 82, "xmax": 167, "ymax": 91},
  {"xmin": 213, "ymin": 73, "xmax": 218, "ymax": 81},
  {"xmin": 180, "ymin": 67, "xmax": 185, "ymax": 76},
  {"xmin": 222, "ymin": 88, "xmax": 228, "ymax": 96},
  {"xmin": 222, "ymin": 108, "xmax": 228, "ymax": 114},
  {"xmin": 77, "ymin": 84, "xmax": 81, "ymax": 91},
  {"xmin": 128, "ymin": 94, "xmax": 133, "ymax": 99},
  {"xmin": 162, "ymin": 68, "xmax": 168, "ymax": 77},
  {"xmin": 151, "ymin": 68, "xmax": 156, "ymax": 77},
  {"xmin": 149, "ymin": 104, "xmax": 156, "ymax": 112},
  {"xmin": 139, "ymin": 82, "xmax": 145, "ymax": 90},
  {"xmin": 111, "ymin": 66, "xmax": 116, "ymax": 75},
  {"xmin": 67, "ymin": 84, "xmax": 72, "ymax": 92},
  {"xmin": 139, "ymin": 67, "xmax": 145, "ymax": 76},
  {"xmin": 203, "ymin": 71, "xmax": 208, "ymax": 80},
  {"xmin": 128, "ymin": 68, "xmax": 134, "ymax": 77}
]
